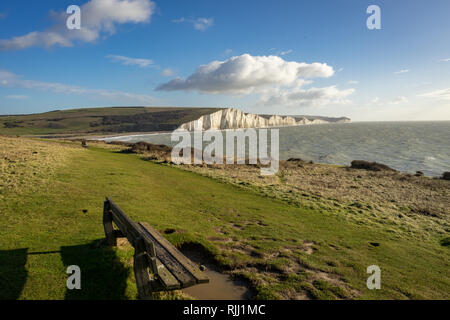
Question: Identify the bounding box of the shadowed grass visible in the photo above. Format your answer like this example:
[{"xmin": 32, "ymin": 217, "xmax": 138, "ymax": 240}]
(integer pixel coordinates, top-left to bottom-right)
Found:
[
  {"xmin": 61, "ymin": 240, "xmax": 131, "ymax": 300},
  {"xmin": 0, "ymin": 249, "xmax": 28, "ymax": 299}
]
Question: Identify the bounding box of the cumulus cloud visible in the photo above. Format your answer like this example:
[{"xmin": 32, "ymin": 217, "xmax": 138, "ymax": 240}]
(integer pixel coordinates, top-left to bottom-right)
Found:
[
  {"xmin": 419, "ymin": 88, "xmax": 450, "ymax": 100},
  {"xmin": 0, "ymin": 0, "xmax": 155, "ymax": 51},
  {"xmin": 439, "ymin": 58, "xmax": 450, "ymax": 62},
  {"xmin": 394, "ymin": 69, "xmax": 410, "ymax": 74},
  {"xmin": 172, "ymin": 17, "xmax": 214, "ymax": 31},
  {"xmin": 0, "ymin": 69, "xmax": 155, "ymax": 104},
  {"xmin": 107, "ymin": 54, "xmax": 154, "ymax": 68},
  {"xmin": 258, "ymin": 85, "xmax": 355, "ymax": 107},
  {"xmin": 156, "ymin": 54, "xmax": 334, "ymax": 94}
]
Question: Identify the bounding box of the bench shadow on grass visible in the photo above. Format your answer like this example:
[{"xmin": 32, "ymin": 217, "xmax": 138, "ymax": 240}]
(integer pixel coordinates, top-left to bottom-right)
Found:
[
  {"xmin": 0, "ymin": 248, "xmax": 28, "ymax": 300},
  {"xmin": 60, "ymin": 240, "xmax": 131, "ymax": 300}
]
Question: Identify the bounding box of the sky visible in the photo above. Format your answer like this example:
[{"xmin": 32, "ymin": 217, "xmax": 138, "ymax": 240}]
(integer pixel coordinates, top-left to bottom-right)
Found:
[{"xmin": 0, "ymin": 0, "xmax": 449, "ymax": 121}]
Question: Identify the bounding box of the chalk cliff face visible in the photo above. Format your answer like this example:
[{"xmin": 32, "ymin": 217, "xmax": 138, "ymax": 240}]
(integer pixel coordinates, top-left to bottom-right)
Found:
[{"xmin": 177, "ymin": 108, "xmax": 349, "ymax": 131}]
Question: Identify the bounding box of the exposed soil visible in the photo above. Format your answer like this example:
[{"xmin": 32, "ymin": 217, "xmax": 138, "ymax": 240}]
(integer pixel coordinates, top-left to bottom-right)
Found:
[{"xmin": 178, "ymin": 243, "xmax": 252, "ymax": 300}]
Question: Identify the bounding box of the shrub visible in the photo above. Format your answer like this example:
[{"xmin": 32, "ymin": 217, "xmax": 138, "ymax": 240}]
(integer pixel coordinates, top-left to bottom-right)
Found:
[{"xmin": 350, "ymin": 160, "xmax": 395, "ymax": 172}]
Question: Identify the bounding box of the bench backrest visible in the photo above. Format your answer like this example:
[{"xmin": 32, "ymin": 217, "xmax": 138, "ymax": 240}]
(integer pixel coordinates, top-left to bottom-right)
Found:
[{"xmin": 102, "ymin": 197, "xmax": 209, "ymax": 298}]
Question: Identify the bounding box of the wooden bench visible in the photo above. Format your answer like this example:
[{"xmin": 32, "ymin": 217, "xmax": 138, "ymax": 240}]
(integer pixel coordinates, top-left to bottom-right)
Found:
[{"xmin": 102, "ymin": 197, "xmax": 209, "ymax": 299}]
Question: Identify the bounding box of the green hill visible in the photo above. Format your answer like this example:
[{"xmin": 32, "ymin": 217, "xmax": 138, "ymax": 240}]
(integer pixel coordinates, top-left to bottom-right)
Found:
[{"xmin": 0, "ymin": 107, "xmax": 221, "ymax": 136}]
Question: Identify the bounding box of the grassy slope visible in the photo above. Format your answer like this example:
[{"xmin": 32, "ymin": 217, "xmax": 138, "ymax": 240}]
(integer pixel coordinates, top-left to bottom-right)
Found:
[
  {"xmin": 0, "ymin": 138, "xmax": 449, "ymax": 299},
  {"xmin": 0, "ymin": 107, "xmax": 220, "ymax": 136}
]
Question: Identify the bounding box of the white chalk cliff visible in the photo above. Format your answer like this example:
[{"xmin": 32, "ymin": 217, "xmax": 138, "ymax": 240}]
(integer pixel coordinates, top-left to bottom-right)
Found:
[{"xmin": 177, "ymin": 108, "xmax": 349, "ymax": 131}]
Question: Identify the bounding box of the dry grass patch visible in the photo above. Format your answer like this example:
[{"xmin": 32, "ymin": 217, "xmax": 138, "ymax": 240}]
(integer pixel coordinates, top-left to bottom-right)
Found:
[
  {"xmin": 179, "ymin": 160, "xmax": 450, "ymax": 240},
  {"xmin": 0, "ymin": 137, "xmax": 82, "ymax": 198}
]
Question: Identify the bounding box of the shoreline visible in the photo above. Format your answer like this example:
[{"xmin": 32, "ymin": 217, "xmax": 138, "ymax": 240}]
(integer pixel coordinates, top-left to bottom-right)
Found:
[
  {"xmin": 21, "ymin": 121, "xmax": 449, "ymax": 178},
  {"xmin": 88, "ymin": 139, "xmax": 448, "ymax": 179}
]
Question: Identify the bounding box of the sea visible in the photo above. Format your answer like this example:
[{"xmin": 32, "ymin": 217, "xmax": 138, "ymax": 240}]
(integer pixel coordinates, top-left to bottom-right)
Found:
[{"xmin": 102, "ymin": 121, "xmax": 450, "ymax": 177}]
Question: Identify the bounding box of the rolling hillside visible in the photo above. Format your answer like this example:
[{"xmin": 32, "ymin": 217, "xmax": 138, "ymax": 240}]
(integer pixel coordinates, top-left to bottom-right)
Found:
[{"xmin": 0, "ymin": 107, "xmax": 221, "ymax": 136}]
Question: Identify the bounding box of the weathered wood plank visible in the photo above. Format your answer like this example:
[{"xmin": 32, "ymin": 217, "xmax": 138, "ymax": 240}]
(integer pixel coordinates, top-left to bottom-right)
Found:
[
  {"xmin": 104, "ymin": 198, "xmax": 209, "ymax": 294},
  {"xmin": 103, "ymin": 200, "xmax": 117, "ymax": 246},
  {"xmin": 138, "ymin": 223, "xmax": 196, "ymax": 288},
  {"xmin": 113, "ymin": 229, "xmax": 125, "ymax": 238},
  {"xmin": 139, "ymin": 222, "xmax": 209, "ymax": 285},
  {"xmin": 154, "ymin": 258, "xmax": 180, "ymax": 290},
  {"xmin": 107, "ymin": 198, "xmax": 141, "ymax": 245},
  {"xmin": 134, "ymin": 238, "xmax": 153, "ymax": 300}
]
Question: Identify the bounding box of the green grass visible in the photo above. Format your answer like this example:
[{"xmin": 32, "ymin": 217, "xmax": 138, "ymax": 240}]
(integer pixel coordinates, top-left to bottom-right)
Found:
[{"xmin": 0, "ymin": 139, "xmax": 449, "ymax": 299}]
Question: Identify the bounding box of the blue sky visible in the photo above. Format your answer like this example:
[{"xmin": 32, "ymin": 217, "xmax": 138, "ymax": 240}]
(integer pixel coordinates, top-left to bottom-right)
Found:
[{"xmin": 0, "ymin": 0, "xmax": 449, "ymax": 121}]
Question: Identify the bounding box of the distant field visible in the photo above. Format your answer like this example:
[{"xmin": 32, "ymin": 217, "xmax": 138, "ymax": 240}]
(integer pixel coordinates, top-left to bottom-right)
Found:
[{"xmin": 0, "ymin": 107, "xmax": 221, "ymax": 136}]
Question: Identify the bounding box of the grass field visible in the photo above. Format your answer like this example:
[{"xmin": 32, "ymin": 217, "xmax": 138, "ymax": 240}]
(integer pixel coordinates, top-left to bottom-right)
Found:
[
  {"xmin": 0, "ymin": 107, "xmax": 220, "ymax": 136},
  {"xmin": 0, "ymin": 137, "xmax": 449, "ymax": 300}
]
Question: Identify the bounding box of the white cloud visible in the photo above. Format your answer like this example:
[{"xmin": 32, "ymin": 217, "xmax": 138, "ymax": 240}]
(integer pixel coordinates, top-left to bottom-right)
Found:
[
  {"xmin": 419, "ymin": 88, "xmax": 450, "ymax": 100},
  {"xmin": 0, "ymin": 0, "xmax": 155, "ymax": 51},
  {"xmin": 370, "ymin": 97, "xmax": 380, "ymax": 104},
  {"xmin": 156, "ymin": 54, "xmax": 334, "ymax": 94},
  {"xmin": 348, "ymin": 80, "xmax": 359, "ymax": 84},
  {"xmin": 391, "ymin": 96, "xmax": 408, "ymax": 104},
  {"xmin": 337, "ymin": 68, "xmax": 344, "ymax": 72},
  {"xmin": 0, "ymin": 31, "xmax": 72, "ymax": 50},
  {"xmin": 0, "ymin": 69, "xmax": 155, "ymax": 104},
  {"xmin": 6, "ymin": 95, "xmax": 28, "ymax": 100},
  {"xmin": 279, "ymin": 49, "xmax": 293, "ymax": 56},
  {"xmin": 161, "ymin": 68, "xmax": 175, "ymax": 77},
  {"xmin": 258, "ymin": 85, "xmax": 355, "ymax": 107},
  {"xmin": 394, "ymin": 69, "xmax": 410, "ymax": 74},
  {"xmin": 172, "ymin": 17, "xmax": 214, "ymax": 31},
  {"xmin": 107, "ymin": 54, "xmax": 153, "ymax": 68},
  {"xmin": 439, "ymin": 58, "xmax": 450, "ymax": 62},
  {"xmin": 193, "ymin": 18, "xmax": 214, "ymax": 31}
]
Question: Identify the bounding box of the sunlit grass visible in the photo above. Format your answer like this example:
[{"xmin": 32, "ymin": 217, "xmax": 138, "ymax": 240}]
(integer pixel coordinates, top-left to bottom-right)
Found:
[{"xmin": 0, "ymin": 137, "xmax": 448, "ymax": 300}]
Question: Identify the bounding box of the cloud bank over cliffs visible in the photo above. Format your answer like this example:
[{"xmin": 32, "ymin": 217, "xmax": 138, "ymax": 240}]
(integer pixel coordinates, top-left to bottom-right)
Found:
[
  {"xmin": 157, "ymin": 54, "xmax": 354, "ymax": 109},
  {"xmin": 157, "ymin": 54, "xmax": 334, "ymax": 94}
]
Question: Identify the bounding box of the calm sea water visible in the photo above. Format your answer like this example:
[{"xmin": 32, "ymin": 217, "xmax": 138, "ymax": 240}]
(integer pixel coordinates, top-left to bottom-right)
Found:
[{"xmin": 103, "ymin": 121, "xmax": 450, "ymax": 177}]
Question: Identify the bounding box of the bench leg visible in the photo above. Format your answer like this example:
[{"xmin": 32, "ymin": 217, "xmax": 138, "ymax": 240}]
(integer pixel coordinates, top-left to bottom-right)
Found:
[
  {"xmin": 103, "ymin": 200, "xmax": 117, "ymax": 246},
  {"xmin": 134, "ymin": 238, "xmax": 153, "ymax": 300}
]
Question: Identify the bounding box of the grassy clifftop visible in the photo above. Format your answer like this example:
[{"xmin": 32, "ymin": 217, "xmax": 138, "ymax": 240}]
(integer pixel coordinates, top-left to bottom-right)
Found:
[
  {"xmin": 0, "ymin": 107, "xmax": 221, "ymax": 136},
  {"xmin": 1, "ymin": 137, "xmax": 449, "ymax": 300}
]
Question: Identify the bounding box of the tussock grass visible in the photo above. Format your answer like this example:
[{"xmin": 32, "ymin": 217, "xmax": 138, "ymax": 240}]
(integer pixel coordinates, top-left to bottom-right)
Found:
[
  {"xmin": 180, "ymin": 160, "xmax": 450, "ymax": 241},
  {"xmin": 0, "ymin": 137, "xmax": 82, "ymax": 198}
]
